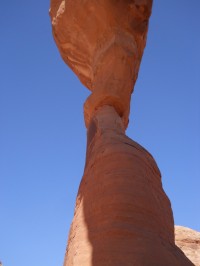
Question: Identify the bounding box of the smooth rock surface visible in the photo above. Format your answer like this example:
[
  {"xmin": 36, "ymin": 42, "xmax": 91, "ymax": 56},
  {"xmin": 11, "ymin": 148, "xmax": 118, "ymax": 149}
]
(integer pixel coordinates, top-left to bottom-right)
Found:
[
  {"xmin": 50, "ymin": 1, "xmax": 195, "ymax": 265},
  {"xmin": 50, "ymin": 0, "xmax": 153, "ymax": 128},
  {"xmin": 175, "ymin": 226, "xmax": 200, "ymax": 266},
  {"xmin": 63, "ymin": 106, "xmax": 193, "ymax": 265},
  {"xmin": 50, "ymin": 0, "xmax": 152, "ymax": 90}
]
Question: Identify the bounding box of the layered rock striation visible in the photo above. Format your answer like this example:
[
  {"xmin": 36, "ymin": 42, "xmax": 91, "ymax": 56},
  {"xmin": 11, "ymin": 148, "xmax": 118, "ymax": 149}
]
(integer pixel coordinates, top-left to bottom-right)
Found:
[
  {"xmin": 50, "ymin": 0, "xmax": 194, "ymax": 265},
  {"xmin": 64, "ymin": 105, "xmax": 194, "ymax": 265}
]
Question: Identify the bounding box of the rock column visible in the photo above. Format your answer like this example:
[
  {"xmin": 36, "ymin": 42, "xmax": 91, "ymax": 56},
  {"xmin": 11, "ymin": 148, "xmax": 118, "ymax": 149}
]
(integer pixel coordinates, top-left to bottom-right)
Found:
[
  {"xmin": 65, "ymin": 105, "xmax": 194, "ymax": 265},
  {"xmin": 50, "ymin": 0, "xmax": 194, "ymax": 265}
]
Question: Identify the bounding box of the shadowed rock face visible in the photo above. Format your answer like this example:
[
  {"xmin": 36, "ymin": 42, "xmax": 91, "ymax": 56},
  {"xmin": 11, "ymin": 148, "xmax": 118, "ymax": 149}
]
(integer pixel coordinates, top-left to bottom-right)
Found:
[
  {"xmin": 50, "ymin": 0, "xmax": 194, "ymax": 265},
  {"xmin": 175, "ymin": 226, "xmax": 200, "ymax": 266},
  {"xmin": 63, "ymin": 106, "xmax": 194, "ymax": 266}
]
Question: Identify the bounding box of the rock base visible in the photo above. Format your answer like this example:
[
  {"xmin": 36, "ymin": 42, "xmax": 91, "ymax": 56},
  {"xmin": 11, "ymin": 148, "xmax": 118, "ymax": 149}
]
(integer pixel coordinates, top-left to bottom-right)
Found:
[{"xmin": 64, "ymin": 106, "xmax": 193, "ymax": 266}]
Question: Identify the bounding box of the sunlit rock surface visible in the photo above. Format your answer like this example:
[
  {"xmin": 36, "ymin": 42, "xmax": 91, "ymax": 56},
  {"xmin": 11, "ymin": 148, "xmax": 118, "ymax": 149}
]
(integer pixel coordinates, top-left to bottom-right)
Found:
[
  {"xmin": 50, "ymin": 0, "xmax": 153, "ymax": 128},
  {"xmin": 175, "ymin": 226, "xmax": 200, "ymax": 266},
  {"xmin": 50, "ymin": 0, "xmax": 194, "ymax": 265}
]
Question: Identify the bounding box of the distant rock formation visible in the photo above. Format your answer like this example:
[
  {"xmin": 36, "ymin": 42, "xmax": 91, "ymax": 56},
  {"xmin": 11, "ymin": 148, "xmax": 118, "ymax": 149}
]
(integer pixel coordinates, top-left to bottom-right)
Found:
[
  {"xmin": 50, "ymin": 0, "xmax": 194, "ymax": 265},
  {"xmin": 175, "ymin": 226, "xmax": 200, "ymax": 266}
]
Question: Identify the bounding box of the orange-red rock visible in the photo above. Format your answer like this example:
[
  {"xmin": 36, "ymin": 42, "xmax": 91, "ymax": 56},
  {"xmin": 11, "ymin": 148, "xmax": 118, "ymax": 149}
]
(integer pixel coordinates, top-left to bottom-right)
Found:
[
  {"xmin": 50, "ymin": 0, "xmax": 153, "ymax": 128},
  {"xmin": 50, "ymin": 1, "xmax": 194, "ymax": 265},
  {"xmin": 175, "ymin": 226, "xmax": 200, "ymax": 266},
  {"xmin": 63, "ymin": 106, "xmax": 193, "ymax": 265}
]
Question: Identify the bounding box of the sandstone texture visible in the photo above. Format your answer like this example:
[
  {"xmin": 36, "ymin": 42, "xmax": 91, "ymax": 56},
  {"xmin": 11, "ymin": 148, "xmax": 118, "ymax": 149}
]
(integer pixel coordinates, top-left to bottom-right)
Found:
[
  {"xmin": 50, "ymin": 0, "xmax": 194, "ymax": 265},
  {"xmin": 175, "ymin": 226, "xmax": 200, "ymax": 266},
  {"xmin": 50, "ymin": 0, "xmax": 153, "ymax": 128},
  {"xmin": 63, "ymin": 106, "xmax": 193, "ymax": 266}
]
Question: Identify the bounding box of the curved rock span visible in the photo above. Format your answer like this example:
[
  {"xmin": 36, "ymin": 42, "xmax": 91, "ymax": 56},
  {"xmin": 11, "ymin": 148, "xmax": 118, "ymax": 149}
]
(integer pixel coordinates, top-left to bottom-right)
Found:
[
  {"xmin": 50, "ymin": 0, "xmax": 194, "ymax": 265},
  {"xmin": 50, "ymin": 0, "xmax": 153, "ymax": 128}
]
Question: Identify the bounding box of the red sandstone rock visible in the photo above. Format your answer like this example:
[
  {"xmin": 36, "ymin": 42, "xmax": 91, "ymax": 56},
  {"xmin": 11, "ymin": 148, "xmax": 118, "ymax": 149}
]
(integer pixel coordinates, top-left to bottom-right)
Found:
[
  {"xmin": 175, "ymin": 226, "xmax": 200, "ymax": 266},
  {"xmin": 50, "ymin": 0, "xmax": 153, "ymax": 128},
  {"xmin": 63, "ymin": 106, "xmax": 193, "ymax": 265},
  {"xmin": 50, "ymin": 1, "xmax": 194, "ymax": 265}
]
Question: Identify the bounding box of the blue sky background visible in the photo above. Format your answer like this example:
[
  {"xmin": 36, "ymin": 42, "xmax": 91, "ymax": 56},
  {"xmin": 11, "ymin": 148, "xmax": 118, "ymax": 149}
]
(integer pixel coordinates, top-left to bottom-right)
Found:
[{"xmin": 0, "ymin": 1, "xmax": 199, "ymax": 265}]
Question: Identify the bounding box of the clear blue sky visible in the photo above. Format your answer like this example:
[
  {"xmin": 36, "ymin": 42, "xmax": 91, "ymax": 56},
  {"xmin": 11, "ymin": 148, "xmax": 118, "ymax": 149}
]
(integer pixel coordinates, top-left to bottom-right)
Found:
[{"xmin": 0, "ymin": 1, "xmax": 199, "ymax": 266}]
